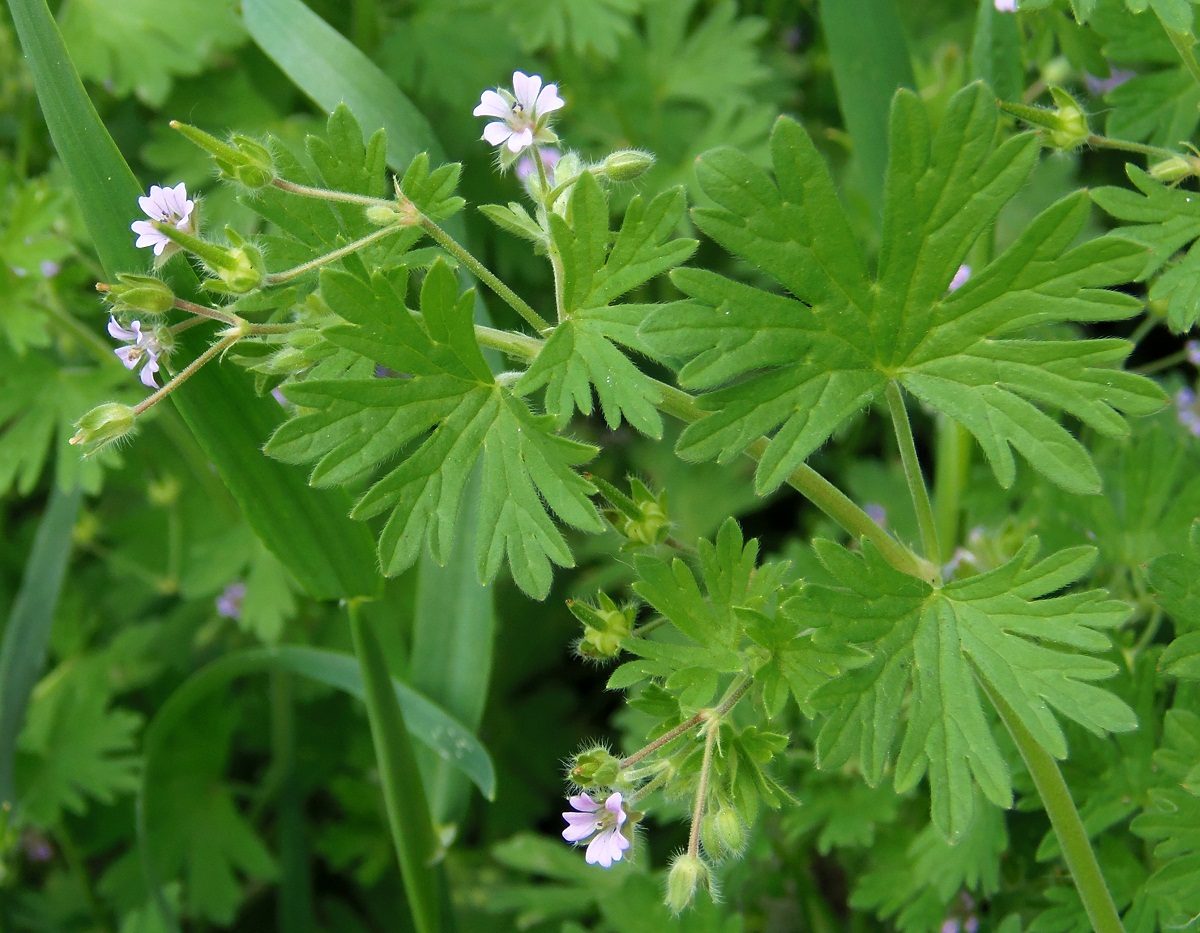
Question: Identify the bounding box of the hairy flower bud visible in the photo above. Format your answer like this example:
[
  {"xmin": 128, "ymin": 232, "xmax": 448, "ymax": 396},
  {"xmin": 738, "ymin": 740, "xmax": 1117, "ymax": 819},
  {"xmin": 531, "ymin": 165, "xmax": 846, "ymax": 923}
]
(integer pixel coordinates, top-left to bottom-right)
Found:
[
  {"xmin": 591, "ymin": 474, "xmax": 671, "ymax": 547},
  {"xmin": 69, "ymin": 402, "xmax": 137, "ymax": 453},
  {"xmin": 569, "ymin": 747, "xmax": 621, "ymax": 787},
  {"xmin": 1150, "ymin": 153, "xmax": 1200, "ymax": 184},
  {"xmin": 569, "ymin": 593, "xmax": 635, "ymax": 660},
  {"xmin": 99, "ymin": 274, "xmax": 176, "ymax": 316},
  {"xmin": 1046, "ymin": 87, "xmax": 1089, "ymax": 150},
  {"xmin": 598, "ymin": 149, "xmax": 656, "ymax": 182},
  {"xmin": 998, "ymin": 88, "xmax": 1090, "ymax": 151},
  {"xmin": 171, "ymin": 121, "xmax": 276, "ymax": 189},
  {"xmin": 665, "ymin": 853, "xmax": 711, "ymax": 914}
]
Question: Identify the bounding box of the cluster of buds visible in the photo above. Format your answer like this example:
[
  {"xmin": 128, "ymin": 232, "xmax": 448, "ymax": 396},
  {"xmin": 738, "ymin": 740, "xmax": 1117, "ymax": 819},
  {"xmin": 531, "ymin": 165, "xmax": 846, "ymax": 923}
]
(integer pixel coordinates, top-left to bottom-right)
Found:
[
  {"xmin": 568, "ymin": 593, "xmax": 635, "ymax": 661},
  {"xmin": 590, "ymin": 474, "xmax": 671, "ymax": 547}
]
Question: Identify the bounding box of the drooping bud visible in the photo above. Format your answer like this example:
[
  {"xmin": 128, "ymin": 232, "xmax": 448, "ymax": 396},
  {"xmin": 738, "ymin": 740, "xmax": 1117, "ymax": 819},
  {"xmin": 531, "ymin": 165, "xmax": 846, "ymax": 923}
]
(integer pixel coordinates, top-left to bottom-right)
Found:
[
  {"xmin": 569, "ymin": 593, "xmax": 636, "ymax": 660},
  {"xmin": 68, "ymin": 402, "xmax": 137, "ymax": 453},
  {"xmin": 98, "ymin": 274, "xmax": 176, "ymax": 316},
  {"xmin": 665, "ymin": 852, "xmax": 711, "ymax": 914},
  {"xmin": 707, "ymin": 806, "xmax": 745, "ymax": 857},
  {"xmin": 597, "ymin": 149, "xmax": 656, "ymax": 182},
  {"xmin": 569, "ymin": 747, "xmax": 621, "ymax": 788},
  {"xmin": 170, "ymin": 121, "xmax": 276, "ymax": 189}
]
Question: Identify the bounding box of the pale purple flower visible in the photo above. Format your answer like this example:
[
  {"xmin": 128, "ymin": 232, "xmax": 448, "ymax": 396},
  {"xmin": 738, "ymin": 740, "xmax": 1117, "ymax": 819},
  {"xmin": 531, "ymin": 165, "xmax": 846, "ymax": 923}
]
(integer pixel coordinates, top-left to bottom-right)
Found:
[
  {"xmin": 1176, "ymin": 387, "xmax": 1200, "ymax": 437},
  {"xmin": 562, "ymin": 791, "xmax": 631, "ymax": 868},
  {"xmin": 516, "ymin": 147, "xmax": 562, "ymax": 183},
  {"xmin": 11, "ymin": 265, "xmax": 26, "ymax": 277},
  {"xmin": 107, "ymin": 317, "xmax": 163, "ymax": 388},
  {"xmin": 217, "ymin": 581, "xmax": 246, "ymax": 620},
  {"xmin": 131, "ymin": 183, "xmax": 194, "ymax": 257},
  {"xmin": 994, "ymin": 0, "xmax": 1016, "ymax": 10},
  {"xmin": 949, "ymin": 264, "xmax": 971, "ymax": 291},
  {"xmin": 1085, "ymin": 69, "xmax": 1135, "ymax": 96},
  {"xmin": 944, "ymin": 547, "xmax": 980, "ymax": 579},
  {"xmin": 474, "ymin": 71, "xmax": 565, "ymax": 154},
  {"xmin": 40, "ymin": 260, "xmax": 60, "ymax": 278},
  {"xmin": 1186, "ymin": 340, "xmax": 1200, "ymax": 367},
  {"xmin": 865, "ymin": 503, "xmax": 887, "ymax": 528}
]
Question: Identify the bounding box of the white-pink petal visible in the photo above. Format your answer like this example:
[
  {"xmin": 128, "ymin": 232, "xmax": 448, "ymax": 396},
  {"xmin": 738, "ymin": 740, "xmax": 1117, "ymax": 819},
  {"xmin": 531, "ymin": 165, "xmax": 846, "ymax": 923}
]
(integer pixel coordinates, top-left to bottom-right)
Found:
[
  {"xmin": 473, "ymin": 90, "xmax": 511, "ymax": 119},
  {"xmin": 139, "ymin": 356, "xmax": 160, "ymax": 388},
  {"xmin": 585, "ymin": 828, "xmax": 630, "ymax": 868},
  {"xmin": 483, "ymin": 122, "xmax": 513, "ymax": 146},
  {"xmin": 535, "ymin": 84, "xmax": 565, "ymax": 114},
  {"xmin": 506, "ymin": 127, "xmax": 534, "ymax": 152},
  {"xmin": 512, "ymin": 71, "xmax": 540, "ymax": 110},
  {"xmin": 568, "ymin": 793, "xmax": 600, "ymax": 812}
]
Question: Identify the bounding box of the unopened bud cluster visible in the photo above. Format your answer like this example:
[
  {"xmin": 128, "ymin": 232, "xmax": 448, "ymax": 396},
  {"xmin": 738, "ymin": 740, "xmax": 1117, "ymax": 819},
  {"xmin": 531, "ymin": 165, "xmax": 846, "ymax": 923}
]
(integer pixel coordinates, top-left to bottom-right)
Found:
[
  {"xmin": 591, "ymin": 475, "xmax": 671, "ymax": 547},
  {"xmin": 569, "ymin": 593, "xmax": 635, "ymax": 660}
]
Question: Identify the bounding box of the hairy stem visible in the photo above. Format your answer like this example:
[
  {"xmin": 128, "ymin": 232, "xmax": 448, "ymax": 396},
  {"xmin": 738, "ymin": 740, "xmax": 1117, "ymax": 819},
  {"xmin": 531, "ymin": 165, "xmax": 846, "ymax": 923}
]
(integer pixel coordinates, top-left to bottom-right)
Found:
[
  {"xmin": 886, "ymin": 381, "xmax": 941, "ymax": 567},
  {"xmin": 986, "ymin": 685, "xmax": 1126, "ymax": 933},
  {"xmin": 133, "ymin": 334, "xmax": 239, "ymax": 416},
  {"xmin": 419, "ymin": 217, "xmax": 552, "ymax": 333},
  {"xmin": 1086, "ymin": 134, "xmax": 1181, "ymax": 161},
  {"xmin": 687, "ymin": 720, "xmax": 720, "ymax": 858},
  {"xmin": 265, "ymin": 225, "xmax": 405, "ymax": 285},
  {"xmin": 174, "ymin": 297, "xmax": 241, "ymax": 326},
  {"xmin": 272, "ymin": 177, "xmax": 393, "ymax": 208},
  {"xmin": 932, "ymin": 416, "xmax": 970, "ymax": 565}
]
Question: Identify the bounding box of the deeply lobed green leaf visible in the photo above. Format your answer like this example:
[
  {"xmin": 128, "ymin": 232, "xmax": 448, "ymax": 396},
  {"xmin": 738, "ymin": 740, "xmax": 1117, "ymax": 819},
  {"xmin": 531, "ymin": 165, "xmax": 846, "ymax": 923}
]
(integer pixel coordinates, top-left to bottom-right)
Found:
[
  {"xmin": 644, "ymin": 83, "xmax": 1164, "ymax": 496},
  {"xmin": 793, "ymin": 539, "xmax": 1136, "ymax": 841},
  {"xmin": 267, "ymin": 261, "xmax": 602, "ymax": 598},
  {"xmin": 517, "ymin": 172, "xmax": 696, "ymax": 437}
]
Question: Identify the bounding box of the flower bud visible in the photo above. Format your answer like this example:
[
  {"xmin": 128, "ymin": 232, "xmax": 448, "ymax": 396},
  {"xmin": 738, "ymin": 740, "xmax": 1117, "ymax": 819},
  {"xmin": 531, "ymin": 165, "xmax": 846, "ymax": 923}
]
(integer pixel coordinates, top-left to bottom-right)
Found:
[
  {"xmin": 569, "ymin": 747, "xmax": 621, "ymax": 787},
  {"xmin": 591, "ymin": 474, "xmax": 671, "ymax": 547},
  {"xmin": 203, "ymin": 229, "xmax": 265, "ymax": 295},
  {"xmin": 598, "ymin": 149, "xmax": 656, "ymax": 182},
  {"xmin": 170, "ymin": 121, "xmax": 276, "ymax": 189},
  {"xmin": 1046, "ymin": 87, "xmax": 1089, "ymax": 150},
  {"xmin": 69, "ymin": 402, "xmax": 137, "ymax": 453},
  {"xmin": 998, "ymin": 89, "xmax": 1090, "ymax": 151},
  {"xmin": 1150, "ymin": 154, "xmax": 1200, "ymax": 184},
  {"xmin": 365, "ymin": 199, "xmax": 420, "ymax": 227},
  {"xmin": 569, "ymin": 593, "xmax": 635, "ymax": 661},
  {"xmin": 99, "ymin": 274, "xmax": 175, "ymax": 316},
  {"xmin": 665, "ymin": 853, "xmax": 711, "ymax": 914},
  {"xmin": 711, "ymin": 806, "xmax": 745, "ymax": 856}
]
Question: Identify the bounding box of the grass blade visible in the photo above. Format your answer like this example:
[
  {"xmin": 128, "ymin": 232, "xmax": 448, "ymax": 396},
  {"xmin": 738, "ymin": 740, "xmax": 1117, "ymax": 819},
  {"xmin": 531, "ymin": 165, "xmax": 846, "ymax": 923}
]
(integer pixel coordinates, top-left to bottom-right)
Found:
[
  {"xmin": 6, "ymin": 0, "xmax": 381, "ymax": 601},
  {"xmin": 0, "ymin": 484, "xmax": 81, "ymax": 810},
  {"xmin": 349, "ymin": 601, "xmax": 443, "ymax": 933},
  {"xmin": 820, "ymin": 0, "xmax": 916, "ymax": 217}
]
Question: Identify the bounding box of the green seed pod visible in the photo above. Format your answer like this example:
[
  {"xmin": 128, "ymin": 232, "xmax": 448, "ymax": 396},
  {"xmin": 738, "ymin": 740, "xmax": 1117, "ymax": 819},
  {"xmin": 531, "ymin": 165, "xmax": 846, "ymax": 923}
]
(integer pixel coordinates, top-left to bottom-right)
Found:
[
  {"xmin": 69, "ymin": 402, "xmax": 137, "ymax": 453},
  {"xmin": 101, "ymin": 274, "xmax": 175, "ymax": 316}
]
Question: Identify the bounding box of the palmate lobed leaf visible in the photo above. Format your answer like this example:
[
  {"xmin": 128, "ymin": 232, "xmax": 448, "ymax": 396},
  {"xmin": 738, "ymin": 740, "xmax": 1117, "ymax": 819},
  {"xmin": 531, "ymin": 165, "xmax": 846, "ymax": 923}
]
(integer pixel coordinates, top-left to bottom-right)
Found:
[
  {"xmin": 517, "ymin": 172, "xmax": 697, "ymax": 438},
  {"xmin": 266, "ymin": 260, "xmax": 603, "ymax": 598},
  {"xmin": 643, "ymin": 83, "xmax": 1165, "ymax": 496},
  {"xmin": 791, "ymin": 538, "xmax": 1136, "ymax": 841}
]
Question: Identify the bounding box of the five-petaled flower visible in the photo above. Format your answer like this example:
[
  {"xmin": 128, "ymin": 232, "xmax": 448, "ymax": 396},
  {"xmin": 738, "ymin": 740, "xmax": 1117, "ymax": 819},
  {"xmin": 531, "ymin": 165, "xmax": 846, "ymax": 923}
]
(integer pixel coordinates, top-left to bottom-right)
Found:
[
  {"xmin": 131, "ymin": 183, "xmax": 194, "ymax": 257},
  {"xmin": 474, "ymin": 71, "xmax": 565, "ymax": 157},
  {"xmin": 108, "ymin": 317, "xmax": 164, "ymax": 388},
  {"xmin": 562, "ymin": 792, "xmax": 631, "ymax": 868}
]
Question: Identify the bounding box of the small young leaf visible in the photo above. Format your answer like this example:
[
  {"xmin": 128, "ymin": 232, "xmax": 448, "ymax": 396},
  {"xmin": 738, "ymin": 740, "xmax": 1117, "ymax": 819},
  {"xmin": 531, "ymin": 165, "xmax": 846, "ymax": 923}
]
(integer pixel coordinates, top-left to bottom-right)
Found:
[{"xmin": 518, "ymin": 172, "xmax": 696, "ymax": 437}]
